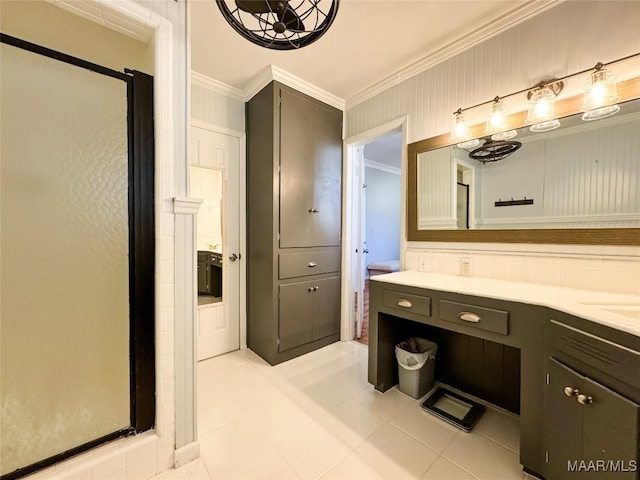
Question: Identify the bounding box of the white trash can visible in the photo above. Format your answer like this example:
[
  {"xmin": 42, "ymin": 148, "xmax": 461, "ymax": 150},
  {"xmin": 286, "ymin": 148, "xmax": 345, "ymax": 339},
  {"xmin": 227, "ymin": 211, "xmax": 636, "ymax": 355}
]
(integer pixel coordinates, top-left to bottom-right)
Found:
[{"xmin": 395, "ymin": 338, "xmax": 438, "ymax": 399}]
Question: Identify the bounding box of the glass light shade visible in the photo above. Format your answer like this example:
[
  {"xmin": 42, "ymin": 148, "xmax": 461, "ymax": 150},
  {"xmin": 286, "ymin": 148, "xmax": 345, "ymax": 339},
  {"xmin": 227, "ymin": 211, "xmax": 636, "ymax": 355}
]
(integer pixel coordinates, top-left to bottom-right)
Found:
[
  {"xmin": 526, "ymin": 86, "xmax": 557, "ymax": 124},
  {"xmin": 581, "ymin": 68, "xmax": 619, "ymax": 112},
  {"xmin": 530, "ymin": 119, "xmax": 561, "ymax": 132},
  {"xmin": 457, "ymin": 138, "xmax": 481, "ymax": 149},
  {"xmin": 450, "ymin": 110, "xmax": 472, "ymax": 142},
  {"xmin": 582, "ymin": 104, "xmax": 621, "ymax": 121},
  {"xmin": 485, "ymin": 99, "xmax": 510, "ymax": 134},
  {"xmin": 491, "ymin": 129, "xmax": 517, "ymax": 141}
]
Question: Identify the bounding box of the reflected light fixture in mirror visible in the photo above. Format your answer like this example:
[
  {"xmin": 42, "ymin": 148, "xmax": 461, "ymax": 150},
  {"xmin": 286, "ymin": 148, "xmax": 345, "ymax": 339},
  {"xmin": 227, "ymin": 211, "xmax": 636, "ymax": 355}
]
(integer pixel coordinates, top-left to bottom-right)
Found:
[
  {"xmin": 581, "ymin": 62, "xmax": 620, "ymax": 121},
  {"xmin": 526, "ymin": 82, "xmax": 562, "ymax": 132}
]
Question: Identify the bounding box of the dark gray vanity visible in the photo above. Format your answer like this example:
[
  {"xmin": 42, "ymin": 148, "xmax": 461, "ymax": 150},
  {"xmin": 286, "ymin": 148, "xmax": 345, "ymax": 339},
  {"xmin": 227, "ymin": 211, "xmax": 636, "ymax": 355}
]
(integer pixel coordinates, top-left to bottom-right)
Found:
[{"xmin": 368, "ymin": 272, "xmax": 640, "ymax": 479}]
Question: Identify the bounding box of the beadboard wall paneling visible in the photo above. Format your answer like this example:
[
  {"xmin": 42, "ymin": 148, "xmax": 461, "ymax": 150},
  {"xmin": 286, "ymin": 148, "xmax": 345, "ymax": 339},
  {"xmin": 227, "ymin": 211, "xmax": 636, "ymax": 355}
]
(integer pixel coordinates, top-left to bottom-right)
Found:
[
  {"xmin": 347, "ymin": 1, "xmax": 640, "ymax": 295},
  {"xmin": 345, "ymin": 1, "xmax": 640, "ymax": 143},
  {"xmin": 418, "ymin": 147, "xmax": 455, "ymax": 228},
  {"xmin": 191, "ymin": 82, "xmax": 245, "ymax": 132}
]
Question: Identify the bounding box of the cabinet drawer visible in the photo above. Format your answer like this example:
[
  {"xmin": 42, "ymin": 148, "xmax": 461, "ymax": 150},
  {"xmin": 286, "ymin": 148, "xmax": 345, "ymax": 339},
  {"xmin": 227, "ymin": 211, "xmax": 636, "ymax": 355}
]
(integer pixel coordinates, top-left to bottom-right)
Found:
[
  {"xmin": 383, "ymin": 290, "xmax": 431, "ymax": 317},
  {"xmin": 548, "ymin": 320, "xmax": 640, "ymax": 387},
  {"xmin": 439, "ymin": 300, "xmax": 509, "ymax": 336},
  {"xmin": 279, "ymin": 249, "xmax": 340, "ymax": 279}
]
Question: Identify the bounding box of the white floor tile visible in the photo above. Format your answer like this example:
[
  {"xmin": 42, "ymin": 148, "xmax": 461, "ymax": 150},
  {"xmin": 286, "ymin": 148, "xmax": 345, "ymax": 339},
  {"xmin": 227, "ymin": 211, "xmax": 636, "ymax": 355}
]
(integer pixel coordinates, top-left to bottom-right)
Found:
[
  {"xmin": 150, "ymin": 459, "xmax": 211, "ymax": 480},
  {"xmin": 214, "ymin": 446, "xmax": 298, "ymax": 480},
  {"xmin": 442, "ymin": 431, "xmax": 523, "ymax": 480},
  {"xmin": 354, "ymin": 423, "xmax": 438, "ymax": 479},
  {"xmin": 195, "ymin": 342, "xmax": 525, "ymax": 480},
  {"xmin": 421, "ymin": 457, "xmax": 477, "ymax": 480},
  {"xmin": 473, "ymin": 408, "xmax": 520, "ymax": 453},
  {"xmin": 320, "ymin": 451, "xmax": 391, "ymax": 480},
  {"xmin": 274, "ymin": 421, "xmax": 352, "ymax": 479},
  {"xmin": 391, "ymin": 401, "xmax": 459, "ymax": 453},
  {"xmin": 239, "ymin": 396, "xmax": 314, "ymax": 444},
  {"xmin": 351, "ymin": 386, "xmax": 412, "ymax": 422},
  {"xmin": 316, "ymin": 399, "xmax": 387, "ymax": 448},
  {"xmin": 199, "ymin": 418, "xmax": 271, "ymax": 477}
]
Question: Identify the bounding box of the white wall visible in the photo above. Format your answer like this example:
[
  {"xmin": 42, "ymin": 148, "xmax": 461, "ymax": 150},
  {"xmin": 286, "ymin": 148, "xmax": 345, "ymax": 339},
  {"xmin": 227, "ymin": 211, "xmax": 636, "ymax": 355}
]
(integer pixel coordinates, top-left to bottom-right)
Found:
[
  {"xmin": 345, "ymin": 0, "xmax": 640, "ymax": 295},
  {"xmin": 364, "ymin": 166, "xmax": 401, "ymax": 266},
  {"xmin": 191, "ymin": 82, "xmax": 245, "ymax": 132}
]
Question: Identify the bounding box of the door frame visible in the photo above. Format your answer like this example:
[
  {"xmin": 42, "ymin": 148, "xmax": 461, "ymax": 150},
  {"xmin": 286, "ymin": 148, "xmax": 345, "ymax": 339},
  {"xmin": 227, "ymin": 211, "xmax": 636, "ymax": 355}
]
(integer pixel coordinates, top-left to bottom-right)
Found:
[
  {"xmin": 190, "ymin": 119, "xmax": 247, "ymax": 350},
  {"xmin": 341, "ymin": 116, "xmax": 408, "ymax": 341}
]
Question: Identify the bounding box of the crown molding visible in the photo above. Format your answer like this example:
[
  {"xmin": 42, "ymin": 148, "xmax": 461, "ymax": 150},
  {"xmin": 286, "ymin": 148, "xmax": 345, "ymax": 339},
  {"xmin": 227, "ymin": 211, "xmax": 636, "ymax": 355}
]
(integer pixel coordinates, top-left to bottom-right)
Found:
[
  {"xmin": 364, "ymin": 159, "xmax": 401, "ymax": 175},
  {"xmin": 191, "ymin": 71, "xmax": 244, "ymax": 101},
  {"xmin": 242, "ymin": 66, "xmax": 276, "ymax": 102},
  {"xmin": 270, "ymin": 66, "xmax": 345, "ymax": 110},
  {"xmin": 346, "ymin": 0, "xmax": 562, "ymax": 109},
  {"xmin": 243, "ymin": 65, "xmax": 345, "ymax": 110}
]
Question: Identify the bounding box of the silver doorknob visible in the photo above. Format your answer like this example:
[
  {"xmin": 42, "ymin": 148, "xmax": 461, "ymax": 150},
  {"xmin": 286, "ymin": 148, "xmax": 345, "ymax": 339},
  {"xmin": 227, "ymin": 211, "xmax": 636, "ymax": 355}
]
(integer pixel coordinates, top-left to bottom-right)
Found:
[
  {"xmin": 577, "ymin": 394, "xmax": 594, "ymax": 405},
  {"xmin": 563, "ymin": 386, "xmax": 579, "ymax": 397},
  {"xmin": 229, "ymin": 253, "xmax": 238, "ymax": 262}
]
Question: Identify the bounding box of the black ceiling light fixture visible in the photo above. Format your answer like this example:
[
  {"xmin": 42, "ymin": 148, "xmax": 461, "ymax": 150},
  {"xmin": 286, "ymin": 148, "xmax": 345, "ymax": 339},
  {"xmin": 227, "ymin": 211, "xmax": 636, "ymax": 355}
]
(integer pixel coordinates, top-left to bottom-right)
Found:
[
  {"xmin": 468, "ymin": 139, "xmax": 522, "ymax": 164},
  {"xmin": 216, "ymin": 0, "xmax": 339, "ymax": 50}
]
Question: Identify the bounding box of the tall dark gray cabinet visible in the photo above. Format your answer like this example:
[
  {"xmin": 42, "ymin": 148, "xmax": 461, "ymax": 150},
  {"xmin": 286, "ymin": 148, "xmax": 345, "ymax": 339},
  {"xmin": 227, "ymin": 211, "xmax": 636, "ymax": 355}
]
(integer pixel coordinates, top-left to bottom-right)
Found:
[{"xmin": 246, "ymin": 81, "xmax": 343, "ymax": 365}]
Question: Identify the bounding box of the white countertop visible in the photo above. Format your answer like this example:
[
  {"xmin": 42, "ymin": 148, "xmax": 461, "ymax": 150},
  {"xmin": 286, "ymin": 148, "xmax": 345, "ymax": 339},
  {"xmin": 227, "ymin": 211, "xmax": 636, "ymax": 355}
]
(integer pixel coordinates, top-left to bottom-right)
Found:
[{"xmin": 371, "ymin": 271, "xmax": 640, "ymax": 337}]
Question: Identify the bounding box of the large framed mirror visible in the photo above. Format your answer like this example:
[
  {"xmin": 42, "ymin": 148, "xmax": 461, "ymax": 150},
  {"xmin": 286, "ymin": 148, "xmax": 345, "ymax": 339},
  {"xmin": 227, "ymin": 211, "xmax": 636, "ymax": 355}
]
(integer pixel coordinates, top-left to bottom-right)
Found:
[{"xmin": 408, "ymin": 77, "xmax": 640, "ymax": 245}]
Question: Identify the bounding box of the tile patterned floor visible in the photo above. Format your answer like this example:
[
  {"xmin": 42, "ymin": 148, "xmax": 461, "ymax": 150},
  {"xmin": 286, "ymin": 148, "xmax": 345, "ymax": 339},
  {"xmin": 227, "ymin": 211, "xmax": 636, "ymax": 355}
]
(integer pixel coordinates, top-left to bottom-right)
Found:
[{"xmin": 155, "ymin": 341, "xmax": 534, "ymax": 480}]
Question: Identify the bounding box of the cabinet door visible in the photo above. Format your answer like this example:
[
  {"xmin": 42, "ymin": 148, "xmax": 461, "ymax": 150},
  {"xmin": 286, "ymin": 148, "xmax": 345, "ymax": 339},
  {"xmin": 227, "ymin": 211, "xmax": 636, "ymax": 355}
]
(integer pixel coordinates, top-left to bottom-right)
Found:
[
  {"xmin": 312, "ymin": 276, "xmax": 340, "ymax": 340},
  {"xmin": 279, "ymin": 88, "xmax": 342, "ymax": 248},
  {"xmin": 582, "ymin": 377, "xmax": 639, "ymax": 479},
  {"xmin": 278, "ymin": 280, "xmax": 314, "ymax": 352},
  {"xmin": 546, "ymin": 358, "xmax": 584, "ymax": 479}
]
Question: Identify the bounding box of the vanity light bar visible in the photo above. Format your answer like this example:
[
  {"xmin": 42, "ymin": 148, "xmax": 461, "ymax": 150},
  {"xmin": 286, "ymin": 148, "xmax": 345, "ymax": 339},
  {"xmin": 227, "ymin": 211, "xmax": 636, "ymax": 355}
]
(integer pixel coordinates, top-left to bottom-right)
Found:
[{"xmin": 449, "ymin": 51, "xmax": 640, "ymax": 142}]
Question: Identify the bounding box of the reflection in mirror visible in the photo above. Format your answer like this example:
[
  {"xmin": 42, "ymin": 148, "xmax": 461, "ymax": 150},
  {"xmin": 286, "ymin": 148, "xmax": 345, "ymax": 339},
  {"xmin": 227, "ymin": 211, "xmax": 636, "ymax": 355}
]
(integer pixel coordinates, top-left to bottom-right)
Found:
[
  {"xmin": 418, "ymin": 100, "xmax": 640, "ymax": 229},
  {"xmin": 191, "ymin": 165, "xmax": 224, "ymax": 305},
  {"xmin": 417, "ymin": 98, "xmax": 639, "ymax": 231}
]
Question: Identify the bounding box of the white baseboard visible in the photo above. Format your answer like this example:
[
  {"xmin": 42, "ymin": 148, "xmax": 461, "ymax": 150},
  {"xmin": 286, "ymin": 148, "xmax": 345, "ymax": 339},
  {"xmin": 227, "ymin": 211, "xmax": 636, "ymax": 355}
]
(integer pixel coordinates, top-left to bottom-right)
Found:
[{"xmin": 174, "ymin": 441, "xmax": 200, "ymax": 468}]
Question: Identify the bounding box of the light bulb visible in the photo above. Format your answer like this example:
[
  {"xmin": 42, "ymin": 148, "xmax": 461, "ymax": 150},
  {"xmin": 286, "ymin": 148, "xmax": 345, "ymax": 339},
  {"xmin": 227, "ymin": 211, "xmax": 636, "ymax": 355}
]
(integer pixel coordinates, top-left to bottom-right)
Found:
[
  {"xmin": 450, "ymin": 109, "xmax": 472, "ymax": 142},
  {"xmin": 485, "ymin": 98, "xmax": 509, "ymax": 134}
]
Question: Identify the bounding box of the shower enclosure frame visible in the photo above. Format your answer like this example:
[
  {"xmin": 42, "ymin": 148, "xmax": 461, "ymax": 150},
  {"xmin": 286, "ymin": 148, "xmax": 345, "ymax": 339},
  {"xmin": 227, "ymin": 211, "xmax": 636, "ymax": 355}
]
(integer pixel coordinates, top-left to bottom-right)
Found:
[{"xmin": 0, "ymin": 33, "xmax": 156, "ymax": 480}]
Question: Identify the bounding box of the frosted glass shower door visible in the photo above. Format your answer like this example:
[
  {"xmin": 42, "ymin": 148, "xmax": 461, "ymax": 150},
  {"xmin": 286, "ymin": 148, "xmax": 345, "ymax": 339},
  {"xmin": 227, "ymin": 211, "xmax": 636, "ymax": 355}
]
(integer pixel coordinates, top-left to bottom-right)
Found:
[{"xmin": 1, "ymin": 43, "xmax": 131, "ymax": 475}]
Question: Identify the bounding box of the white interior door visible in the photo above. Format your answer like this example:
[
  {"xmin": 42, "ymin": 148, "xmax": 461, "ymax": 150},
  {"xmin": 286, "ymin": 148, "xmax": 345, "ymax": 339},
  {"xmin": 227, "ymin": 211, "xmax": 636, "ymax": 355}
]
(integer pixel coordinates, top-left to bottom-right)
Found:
[{"xmin": 190, "ymin": 126, "xmax": 240, "ymax": 360}]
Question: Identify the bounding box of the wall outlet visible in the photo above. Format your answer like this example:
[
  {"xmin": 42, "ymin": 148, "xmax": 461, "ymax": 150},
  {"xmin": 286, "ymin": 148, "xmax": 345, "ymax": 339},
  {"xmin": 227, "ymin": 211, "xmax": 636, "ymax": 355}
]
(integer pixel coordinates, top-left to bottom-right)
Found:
[
  {"xmin": 419, "ymin": 256, "xmax": 429, "ymax": 272},
  {"xmin": 460, "ymin": 257, "xmax": 472, "ymax": 277}
]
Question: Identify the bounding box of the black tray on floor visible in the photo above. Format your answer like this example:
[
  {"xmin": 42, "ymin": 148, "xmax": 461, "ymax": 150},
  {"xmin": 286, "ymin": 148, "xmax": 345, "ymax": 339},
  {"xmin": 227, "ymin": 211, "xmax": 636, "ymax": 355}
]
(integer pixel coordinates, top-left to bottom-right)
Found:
[{"xmin": 420, "ymin": 387, "xmax": 485, "ymax": 432}]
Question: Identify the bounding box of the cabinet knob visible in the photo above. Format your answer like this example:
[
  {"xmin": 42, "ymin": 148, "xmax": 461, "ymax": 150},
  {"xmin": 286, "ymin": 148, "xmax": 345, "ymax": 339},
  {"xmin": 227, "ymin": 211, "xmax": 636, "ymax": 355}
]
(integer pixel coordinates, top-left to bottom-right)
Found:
[
  {"xmin": 308, "ymin": 262, "xmax": 317, "ymax": 267},
  {"xmin": 307, "ymin": 287, "xmax": 314, "ymax": 293},
  {"xmin": 563, "ymin": 386, "xmax": 580, "ymax": 397},
  {"xmin": 308, "ymin": 208, "xmax": 319, "ymax": 213},
  {"xmin": 314, "ymin": 286, "xmax": 319, "ymax": 292},
  {"xmin": 577, "ymin": 394, "xmax": 594, "ymax": 405}
]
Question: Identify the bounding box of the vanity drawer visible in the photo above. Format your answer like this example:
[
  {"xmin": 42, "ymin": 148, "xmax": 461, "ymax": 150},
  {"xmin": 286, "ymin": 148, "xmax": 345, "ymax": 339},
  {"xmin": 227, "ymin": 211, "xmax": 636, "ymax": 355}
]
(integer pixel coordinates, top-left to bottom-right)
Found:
[
  {"xmin": 439, "ymin": 300, "xmax": 509, "ymax": 336},
  {"xmin": 383, "ymin": 290, "xmax": 432, "ymax": 318},
  {"xmin": 279, "ymin": 249, "xmax": 340, "ymax": 279},
  {"xmin": 548, "ymin": 320, "xmax": 640, "ymax": 387}
]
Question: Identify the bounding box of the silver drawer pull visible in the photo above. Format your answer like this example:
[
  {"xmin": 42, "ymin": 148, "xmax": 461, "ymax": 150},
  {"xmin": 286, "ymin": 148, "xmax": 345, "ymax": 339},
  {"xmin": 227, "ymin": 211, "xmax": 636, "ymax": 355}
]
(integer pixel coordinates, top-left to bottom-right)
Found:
[
  {"xmin": 308, "ymin": 261, "xmax": 317, "ymax": 267},
  {"xmin": 459, "ymin": 311, "xmax": 481, "ymax": 323},
  {"xmin": 397, "ymin": 299, "xmax": 412, "ymax": 308}
]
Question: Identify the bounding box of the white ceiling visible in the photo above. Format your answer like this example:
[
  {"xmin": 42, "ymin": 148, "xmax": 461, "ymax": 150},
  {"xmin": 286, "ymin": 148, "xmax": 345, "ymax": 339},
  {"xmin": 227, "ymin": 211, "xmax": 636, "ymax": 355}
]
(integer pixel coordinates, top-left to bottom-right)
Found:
[{"xmin": 190, "ymin": 0, "xmax": 559, "ymax": 102}]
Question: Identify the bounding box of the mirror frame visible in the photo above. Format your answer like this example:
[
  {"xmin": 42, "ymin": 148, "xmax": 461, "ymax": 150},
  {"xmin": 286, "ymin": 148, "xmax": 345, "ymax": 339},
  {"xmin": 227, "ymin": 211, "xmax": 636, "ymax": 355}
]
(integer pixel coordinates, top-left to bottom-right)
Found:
[{"xmin": 407, "ymin": 77, "xmax": 640, "ymax": 245}]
